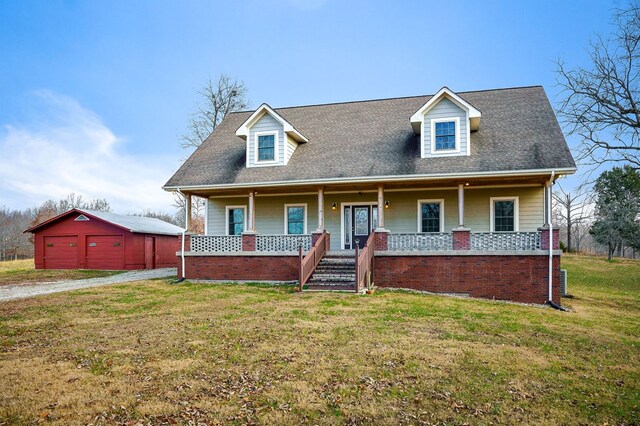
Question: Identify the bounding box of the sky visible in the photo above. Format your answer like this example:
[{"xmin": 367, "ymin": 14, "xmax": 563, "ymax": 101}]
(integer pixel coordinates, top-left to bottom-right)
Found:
[{"xmin": 0, "ymin": 0, "xmax": 623, "ymax": 214}]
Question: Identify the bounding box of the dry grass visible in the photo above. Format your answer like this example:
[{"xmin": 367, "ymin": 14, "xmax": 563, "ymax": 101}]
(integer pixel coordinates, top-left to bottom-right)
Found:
[
  {"xmin": 0, "ymin": 259, "xmax": 122, "ymax": 287},
  {"xmin": 0, "ymin": 254, "xmax": 638, "ymax": 425}
]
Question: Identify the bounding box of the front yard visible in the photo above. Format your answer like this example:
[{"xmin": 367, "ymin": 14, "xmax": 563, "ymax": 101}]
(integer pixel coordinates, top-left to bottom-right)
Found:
[{"xmin": 0, "ymin": 254, "xmax": 638, "ymax": 424}]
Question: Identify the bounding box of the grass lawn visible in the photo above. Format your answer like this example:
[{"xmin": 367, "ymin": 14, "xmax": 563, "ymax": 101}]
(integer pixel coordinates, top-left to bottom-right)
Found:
[
  {"xmin": 0, "ymin": 259, "xmax": 123, "ymax": 287},
  {"xmin": 0, "ymin": 254, "xmax": 638, "ymax": 425}
]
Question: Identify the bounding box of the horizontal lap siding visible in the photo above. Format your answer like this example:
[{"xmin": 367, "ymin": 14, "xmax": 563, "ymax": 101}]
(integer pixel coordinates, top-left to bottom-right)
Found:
[
  {"xmin": 422, "ymin": 98, "xmax": 468, "ymax": 156},
  {"xmin": 206, "ymin": 186, "xmax": 544, "ymax": 249},
  {"xmin": 248, "ymin": 114, "xmax": 285, "ymax": 166}
]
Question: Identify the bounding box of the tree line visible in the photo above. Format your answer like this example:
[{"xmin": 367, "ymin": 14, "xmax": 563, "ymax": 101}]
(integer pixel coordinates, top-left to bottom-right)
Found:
[{"xmin": 0, "ymin": 193, "xmax": 201, "ymax": 261}]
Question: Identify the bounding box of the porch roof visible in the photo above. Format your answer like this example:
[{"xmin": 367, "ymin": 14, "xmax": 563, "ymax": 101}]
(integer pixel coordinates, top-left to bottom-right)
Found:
[{"xmin": 164, "ymin": 86, "xmax": 576, "ymax": 193}]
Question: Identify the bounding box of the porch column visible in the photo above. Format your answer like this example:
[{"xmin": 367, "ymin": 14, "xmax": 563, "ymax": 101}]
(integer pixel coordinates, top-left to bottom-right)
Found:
[
  {"xmin": 185, "ymin": 193, "xmax": 192, "ymax": 232},
  {"xmin": 247, "ymin": 190, "xmax": 256, "ymax": 232},
  {"xmin": 377, "ymin": 185, "xmax": 385, "ymax": 229},
  {"xmin": 317, "ymin": 188, "xmax": 325, "ymax": 231},
  {"xmin": 457, "ymin": 184, "xmax": 464, "ymax": 227}
]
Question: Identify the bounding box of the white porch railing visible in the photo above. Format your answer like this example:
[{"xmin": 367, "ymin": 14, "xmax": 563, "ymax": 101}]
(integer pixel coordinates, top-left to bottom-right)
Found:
[
  {"xmin": 190, "ymin": 235, "xmax": 242, "ymax": 252},
  {"xmin": 470, "ymin": 232, "xmax": 541, "ymax": 251},
  {"xmin": 256, "ymin": 234, "xmax": 312, "ymax": 252},
  {"xmin": 388, "ymin": 233, "xmax": 454, "ymax": 251}
]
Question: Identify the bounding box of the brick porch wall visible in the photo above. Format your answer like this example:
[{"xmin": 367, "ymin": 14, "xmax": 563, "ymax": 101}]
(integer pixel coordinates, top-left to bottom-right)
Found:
[
  {"xmin": 178, "ymin": 255, "xmax": 299, "ymax": 281},
  {"xmin": 374, "ymin": 254, "xmax": 561, "ymax": 304}
]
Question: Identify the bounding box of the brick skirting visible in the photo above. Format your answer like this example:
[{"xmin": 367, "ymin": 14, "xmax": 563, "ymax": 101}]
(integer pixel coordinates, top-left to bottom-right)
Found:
[
  {"xmin": 374, "ymin": 254, "xmax": 561, "ymax": 304},
  {"xmin": 179, "ymin": 254, "xmax": 299, "ymax": 281}
]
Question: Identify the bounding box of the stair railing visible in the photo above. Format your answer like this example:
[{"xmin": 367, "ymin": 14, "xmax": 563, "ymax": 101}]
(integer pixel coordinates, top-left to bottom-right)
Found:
[
  {"xmin": 355, "ymin": 232, "xmax": 375, "ymax": 293},
  {"xmin": 298, "ymin": 231, "xmax": 327, "ymax": 291}
]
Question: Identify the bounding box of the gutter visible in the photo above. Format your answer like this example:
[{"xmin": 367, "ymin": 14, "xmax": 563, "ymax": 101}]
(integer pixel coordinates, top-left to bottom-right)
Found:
[
  {"xmin": 547, "ymin": 171, "xmax": 555, "ymax": 303},
  {"xmin": 162, "ymin": 167, "xmax": 578, "ymax": 193}
]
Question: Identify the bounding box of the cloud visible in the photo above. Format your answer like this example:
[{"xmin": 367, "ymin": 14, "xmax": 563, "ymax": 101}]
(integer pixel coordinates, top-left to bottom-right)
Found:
[{"xmin": 0, "ymin": 91, "xmax": 177, "ymax": 214}]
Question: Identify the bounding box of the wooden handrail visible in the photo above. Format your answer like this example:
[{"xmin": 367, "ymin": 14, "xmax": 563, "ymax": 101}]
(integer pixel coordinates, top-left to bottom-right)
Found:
[
  {"xmin": 298, "ymin": 231, "xmax": 327, "ymax": 291},
  {"xmin": 355, "ymin": 232, "xmax": 375, "ymax": 292}
]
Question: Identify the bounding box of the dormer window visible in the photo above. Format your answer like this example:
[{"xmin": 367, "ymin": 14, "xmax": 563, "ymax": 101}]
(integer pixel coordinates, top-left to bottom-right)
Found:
[
  {"xmin": 257, "ymin": 132, "xmax": 277, "ymax": 162},
  {"xmin": 432, "ymin": 117, "xmax": 460, "ymax": 152}
]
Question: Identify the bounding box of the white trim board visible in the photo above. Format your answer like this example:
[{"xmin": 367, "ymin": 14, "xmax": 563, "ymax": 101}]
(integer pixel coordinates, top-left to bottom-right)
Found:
[
  {"xmin": 254, "ymin": 130, "xmax": 279, "ymax": 165},
  {"xmin": 489, "ymin": 196, "xmax": 519, "ymax": 232},
  {"xmin": 224, "ymin": 205, "xmax": 247, "ymax": 236},
  {"xmin": 283, "ymin": 203, "xmax": 308, "ymax": 235},
  {"xmin": 164, "ymin": 168, "xmax": 574, "ymax": 192},
  {"xmin": 429, "ymin": 117, "xmax": 461, "ymax": 156},
  {"xmin": 417, "ymin": 199, "xmax": 445, "ymax": 233}
]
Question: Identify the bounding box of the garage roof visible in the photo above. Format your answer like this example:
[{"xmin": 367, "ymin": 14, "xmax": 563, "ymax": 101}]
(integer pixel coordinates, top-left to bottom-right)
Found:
[{"xmin": 25, "ymin": 209, "xmax": 185, "ymax": 236}]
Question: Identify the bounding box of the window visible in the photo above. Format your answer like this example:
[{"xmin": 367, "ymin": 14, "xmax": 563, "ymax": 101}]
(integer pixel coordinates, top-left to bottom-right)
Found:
[
  {"xmin": 257, "ymin": 133, "xmax": 276, "ymax": 162},
  {"xmin": 435, "ymin": 121, "xmax": 456, "ymax": 150},
  {"xmin": 490, "ymin": 197, "xmax": 519, "ymax": 232},
  {"xmin": 285, "ymin": 204, "xmax": 306, "ymax": 234},
  {"xmin": 430, "ymin": 117, "xmax": 460, "ymax": 154},
  {"xmin": 226, "ymin": 206, "xmax": 246, "ymax": 235},
  {"xmin": 418, "ymin": 200, "xmax": 444, "ymax": 233}
]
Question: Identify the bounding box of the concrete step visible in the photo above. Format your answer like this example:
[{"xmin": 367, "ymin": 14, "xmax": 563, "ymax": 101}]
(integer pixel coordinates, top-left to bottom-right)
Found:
[
  {"xmin": 305, "ymin": 283, "xmax": 355, "ymax": 291},
  {"xmin": 315, "ymin": 266, "xmax": 355, "ymax": 272},
  {"xmin": 309, "ymin": 275, "xmax": 355, "ymax": 282}
]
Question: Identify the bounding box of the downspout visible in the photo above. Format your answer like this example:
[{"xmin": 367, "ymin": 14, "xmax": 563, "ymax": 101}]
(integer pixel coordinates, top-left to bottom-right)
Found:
[
  {"xmin": 175, "ymin": 188, "xmax": 188, "ymax": 282},
  {"xmin": 546, "ymin": 171, "xmax": 565, "ymax": 310}
]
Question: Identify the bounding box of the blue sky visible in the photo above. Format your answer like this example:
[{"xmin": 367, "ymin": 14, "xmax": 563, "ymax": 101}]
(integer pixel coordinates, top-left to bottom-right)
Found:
[{"xmin": 0, "ymin": 0, "xmax": 619, "ymax": 213}]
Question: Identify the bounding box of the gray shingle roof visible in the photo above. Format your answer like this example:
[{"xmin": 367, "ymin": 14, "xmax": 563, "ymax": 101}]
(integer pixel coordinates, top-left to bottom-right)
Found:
[{"xmin": 164, "ymin": 86, "xmax": 575, "ymax": 189}]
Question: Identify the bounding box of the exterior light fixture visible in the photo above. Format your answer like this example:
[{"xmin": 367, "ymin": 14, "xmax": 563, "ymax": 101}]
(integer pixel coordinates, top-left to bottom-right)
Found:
[
  {"xmin": 465, "ymin": 182, "xmax": 470, "ymax": 186},
  {"xmin": 385, "ymin": 201, "xmax": 390, "ymax": 209},
  {"xmin": 332, "ymin": 202, "xmax": 337, "ymax": 210}
]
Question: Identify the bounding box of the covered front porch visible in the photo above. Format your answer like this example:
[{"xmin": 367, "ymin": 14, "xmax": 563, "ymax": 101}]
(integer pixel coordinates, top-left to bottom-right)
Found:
[{"xmin": 175, "ymin": 174, "xmax": 562, "ymax": 304}]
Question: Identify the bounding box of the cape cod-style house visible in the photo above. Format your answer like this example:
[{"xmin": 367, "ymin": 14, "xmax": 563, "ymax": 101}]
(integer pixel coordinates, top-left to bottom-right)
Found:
[{"xmin": 164, "ymin": 86, "xmax": 575, "ymax": 304}]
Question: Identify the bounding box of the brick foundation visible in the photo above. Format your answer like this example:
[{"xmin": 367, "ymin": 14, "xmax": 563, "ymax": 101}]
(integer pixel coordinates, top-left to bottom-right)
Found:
[
  {"xmin": 374, "ymin": 230, "xmax": 389, "ymax": 251},
  {"xmin": 452, "ymin": 228, "xmax": 471, "ymax": 250},
  {"xmin": 375, "ymin": 254, "xmax": 561, "ymax": 304},
  {"xmin": 539, "ymin": 227, "xmax": 560, "ymax": 250},
  {"xmin": 179, "ymin": 255, "xmax": 299, "ymax": 281}
]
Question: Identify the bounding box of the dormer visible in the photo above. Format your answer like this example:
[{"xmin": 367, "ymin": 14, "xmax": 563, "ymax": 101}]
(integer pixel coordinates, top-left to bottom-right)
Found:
[
  {"xmin": 410, "ymin": 87, "xmax": 481, "ymax": 158},
  {"xmin": 236, "ymin": 103, "xmax": 308, "ymax": 167}
]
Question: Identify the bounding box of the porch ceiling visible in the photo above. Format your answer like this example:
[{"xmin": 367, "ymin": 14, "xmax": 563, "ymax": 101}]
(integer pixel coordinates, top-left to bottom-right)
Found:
[{"xmin": 182, "ymin": 175, "xmax": 550, "ymax": 198}]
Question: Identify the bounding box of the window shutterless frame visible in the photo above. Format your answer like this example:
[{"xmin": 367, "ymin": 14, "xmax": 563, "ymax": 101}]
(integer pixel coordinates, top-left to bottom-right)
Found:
[
  {"xmin": 430, "ymin": 117, "xmax": 460, "ymax": 154},
  {"xmin": 283, "ymin": 203, "xmax": 307, "ymax": 235},
  {"xmin": 489, "ymin": 196, "xmax": 519, "ymax": 232},
  {"xmin": 225, "ymin": 205, "xmax": 247, "ymax": 235},
  {"xmin": 417, "ymin": 199, "xmax": 445, "ymax": 233},
  {"xmin": 254, "ymin": 130, "xmax": 279, "ymax": 164}
]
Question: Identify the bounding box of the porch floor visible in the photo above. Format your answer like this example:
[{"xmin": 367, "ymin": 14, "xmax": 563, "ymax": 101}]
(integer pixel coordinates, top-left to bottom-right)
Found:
[{"xmin": 326, "ymin": 250, "xmax": 356, "ymax": 257}]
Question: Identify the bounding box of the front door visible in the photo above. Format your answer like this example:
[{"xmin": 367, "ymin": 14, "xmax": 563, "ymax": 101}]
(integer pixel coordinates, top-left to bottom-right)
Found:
[{"xmin": 343, "ymin": 205, "xmax": 377, "ymax": 249}]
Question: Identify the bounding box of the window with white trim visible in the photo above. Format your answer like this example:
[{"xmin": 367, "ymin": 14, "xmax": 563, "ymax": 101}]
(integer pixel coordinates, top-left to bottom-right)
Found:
[
  {"xmin": 226, "ymin": 206, "xmax": 246, "ymax": 235},
  {"xmin": 418, "ymin": 200, "xmax": 444, "ymax": 233},
  {"xmin": 285, "ymin": 204, "xmax": 306, "ymax": 235},
  {"xmin": 430, "ymin": 117, "xmax": 460, "ymax": 154},
  {"xmin": 256, "ymin": 132, "xmax": 276, "ymax": 162},
  {"xmin": 435, "ymin": 121, "xmax": 456, "ymax": 150},
  {"xmin": 490, "ymin": 197, "xmax": 519, "ymax": 232}
]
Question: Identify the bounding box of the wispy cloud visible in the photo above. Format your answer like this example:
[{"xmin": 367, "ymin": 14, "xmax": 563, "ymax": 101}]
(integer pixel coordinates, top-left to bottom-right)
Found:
[{"xmin": 0, "ymin": 91, "xmax": 177, "ymax": 213}]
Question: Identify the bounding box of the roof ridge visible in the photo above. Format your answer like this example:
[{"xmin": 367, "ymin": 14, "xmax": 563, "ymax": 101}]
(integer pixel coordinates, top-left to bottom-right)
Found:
[{"xmin": 230, "ymin": 85, "xmax": 544, "ymax": 113}]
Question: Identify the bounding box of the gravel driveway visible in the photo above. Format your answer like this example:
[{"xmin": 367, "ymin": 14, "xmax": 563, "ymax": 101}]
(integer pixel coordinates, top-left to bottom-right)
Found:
[{"xmin": 0, "ymin": 268, "xmax": 177, "ymax": 301}]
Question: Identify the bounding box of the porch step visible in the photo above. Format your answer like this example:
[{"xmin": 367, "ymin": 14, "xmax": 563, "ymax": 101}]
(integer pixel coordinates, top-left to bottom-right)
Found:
[
  {"xmin": 305, "ymin": 254, "xmax": 357, "ymax": 292},
  {"xmin": 305, "ymin": 284, "xmax": 355, "ymax": 291}
]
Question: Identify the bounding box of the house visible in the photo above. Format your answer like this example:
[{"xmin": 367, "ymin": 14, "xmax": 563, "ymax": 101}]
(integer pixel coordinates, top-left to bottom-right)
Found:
[
  {"xmin": 163, "ymin": 86, "xmax": 576, "ymax": 304},
  {"xmin": 26, "ymin": 209, "xmax": 183, "ymax": 270}
]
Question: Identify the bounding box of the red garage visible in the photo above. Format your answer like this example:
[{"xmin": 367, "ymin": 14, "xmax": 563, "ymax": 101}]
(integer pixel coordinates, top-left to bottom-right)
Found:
[{"xmin": 26, "ymin": 209, "xmax": 183, "ymax": 270}]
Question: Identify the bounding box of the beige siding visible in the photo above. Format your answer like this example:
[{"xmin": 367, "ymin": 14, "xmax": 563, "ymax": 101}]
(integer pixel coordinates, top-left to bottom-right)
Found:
[
  {"xmin": 285, "ymin": 136, "xmax": 297, "ymax": 164},
  {"xmin": 207, "ymin": 186, "xmax": 545, "ymax": 249},
  {"xmin": 422, "ymin": 97, "xmax": 468, "ymax": 157}
]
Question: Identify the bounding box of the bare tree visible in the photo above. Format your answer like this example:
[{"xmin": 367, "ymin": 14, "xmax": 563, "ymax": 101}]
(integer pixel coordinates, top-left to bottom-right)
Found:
[
  {"xmin": 556, "ymin": 4, "xmax": 640, "ymax": 169},
  {"xmin": 181, "ymin": 74, "xmax": 249, "ymax": 149},
  {"xmin": 553, "ymin": 184, "xmax": 592, "ymax": 252},
  {"xmin": 172, "ymin": 194, "xmax": 205, "ymax": 234}
]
